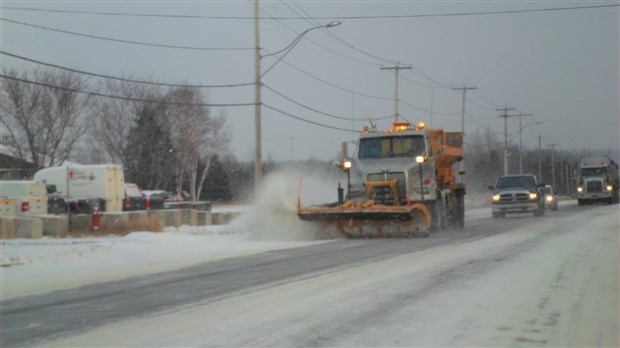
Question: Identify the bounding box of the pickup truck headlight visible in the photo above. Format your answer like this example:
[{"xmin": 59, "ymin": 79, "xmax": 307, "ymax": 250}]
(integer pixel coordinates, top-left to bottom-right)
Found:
[
  {"xmin": 577, "ymin": 187, "xmax": 583, "ymax": 192},
  {"xmin": 607, "ymin": 185, "xmax": 613, "ymax": 191},
  {"xmin": 492, "ymin": 194, "xmax": 500, "ymax": 202},
  {"xmin": 546, "ymin": 195, "xmax": 553, "ymax": 202},
  {"xmin": 529, "ymin": 193, "xmax": 538, "ymax": 200}
]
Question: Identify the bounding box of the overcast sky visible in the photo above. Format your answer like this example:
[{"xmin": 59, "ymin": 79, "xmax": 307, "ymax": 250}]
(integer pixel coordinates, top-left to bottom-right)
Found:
[{"xmin": 1, "ymin": 1, "xmax": 618, "ymax": 162}]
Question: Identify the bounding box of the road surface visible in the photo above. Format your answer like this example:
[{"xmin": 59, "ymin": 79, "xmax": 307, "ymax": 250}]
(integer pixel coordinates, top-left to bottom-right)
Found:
[{"xmin": 2, "ymin": 202, "xmax": 618, "ymax": 347}]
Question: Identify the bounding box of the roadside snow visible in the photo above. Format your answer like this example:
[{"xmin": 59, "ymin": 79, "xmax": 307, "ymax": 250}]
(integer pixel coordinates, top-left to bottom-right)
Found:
[
  {"xmin": 1, "ymin": 169, "xmax": 341, "ymax": 300},
  {"xmin": 0, "ymin": 226, "xmax": 329, "ymax": 300}
]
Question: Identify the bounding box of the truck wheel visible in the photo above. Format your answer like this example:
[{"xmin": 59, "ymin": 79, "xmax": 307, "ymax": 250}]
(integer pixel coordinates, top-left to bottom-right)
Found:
[
  {"xmin": 456, "ymin": 194, "xmax": 465, "ymax": 229},
  {"xmin": 492, "ymin": 212, "xmax": 503, "ymax": 219},
  {"xmin": 431, "ymin": 194, "xmax": 447, "ymax": 231},
  {"xmin": 578, "ymin": 199, "xmax": 584, "ymax": 206}
]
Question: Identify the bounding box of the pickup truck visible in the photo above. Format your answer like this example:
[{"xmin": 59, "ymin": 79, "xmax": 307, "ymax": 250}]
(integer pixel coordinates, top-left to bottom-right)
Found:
[{"xmin": 489, "ymin": 174, "xmax": 545, "ymax": 218}]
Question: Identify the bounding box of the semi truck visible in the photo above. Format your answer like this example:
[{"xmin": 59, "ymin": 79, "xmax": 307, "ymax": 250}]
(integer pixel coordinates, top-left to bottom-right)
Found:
[
  {"xmin": 576, "ymin": 156, "xmax": 619, "ymax": 205},
  {"xmin": 298, "ymin": 121, "xmax": 465, "ymax": 238}
]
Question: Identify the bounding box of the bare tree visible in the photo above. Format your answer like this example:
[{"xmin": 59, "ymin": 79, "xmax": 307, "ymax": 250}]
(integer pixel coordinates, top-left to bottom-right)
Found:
[
  {"xmin": 194, "ymin": 110, "xmax": 229, "ymax": 201},
  {"xmin": 90, "ymin": 78, "xmax": 162, "ymax": 164},
  {"xmin": 165, "ymin": 87, "xmax": 229, "ymax": 202},
  {"xmin": 0, "ymin": 68, "xmax": 92, "ymax": 169}
]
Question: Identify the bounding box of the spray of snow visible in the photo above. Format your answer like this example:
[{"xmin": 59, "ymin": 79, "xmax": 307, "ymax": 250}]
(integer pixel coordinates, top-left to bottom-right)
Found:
[{"xmin": 229, "ymin": 164, "xmax": 345, "ymax": 241}]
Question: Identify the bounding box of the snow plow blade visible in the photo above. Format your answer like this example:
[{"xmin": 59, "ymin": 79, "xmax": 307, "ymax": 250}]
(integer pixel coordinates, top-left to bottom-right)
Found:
[{"xmin": 298, "ymin": 202, "xmax": 432, "ymax": 238}]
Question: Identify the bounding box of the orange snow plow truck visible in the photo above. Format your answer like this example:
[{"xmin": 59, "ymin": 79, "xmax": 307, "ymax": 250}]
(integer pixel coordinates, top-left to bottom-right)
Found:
[{"xmin": 298, "ymin": 121, "xmax": 465, "ymax": 238}]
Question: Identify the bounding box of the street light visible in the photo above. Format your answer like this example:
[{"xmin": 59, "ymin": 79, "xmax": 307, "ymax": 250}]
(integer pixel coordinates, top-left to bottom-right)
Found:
[{"xmin": 254, "ymin": 15, "xmax": 342, "ymax": 194}]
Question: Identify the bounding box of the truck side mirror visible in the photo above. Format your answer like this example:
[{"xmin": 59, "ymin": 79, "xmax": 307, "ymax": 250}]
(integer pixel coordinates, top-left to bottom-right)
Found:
[
  {"xmin": 488, "ymin": 185, "xmax": 495, "ymax": 190},
  {"xmin": 537, "ymin": 183, "xmax": 546, "ymax": 188}
]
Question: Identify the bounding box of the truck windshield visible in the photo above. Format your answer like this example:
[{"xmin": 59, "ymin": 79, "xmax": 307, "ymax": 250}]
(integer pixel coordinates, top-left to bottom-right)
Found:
[
  {"xmin": 359, "ymin": 135, "xmax": 425, "ymax": 159},
  {"xmin": 581, "ymin": 167, "xmax": 607, "ymax": 176},
  {"xmin": 496, "ymin": 176, "xmax": 536, "ymax": 189}
]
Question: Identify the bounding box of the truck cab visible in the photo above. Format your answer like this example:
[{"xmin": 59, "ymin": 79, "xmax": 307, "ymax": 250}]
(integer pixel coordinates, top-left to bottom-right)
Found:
[
  {"xmin": 348, "ymin": 123, "xmax": 433, "ymax": 204},
  {"xmin": 576, "ymin": 156, "xmax": 619, "ymax": 205}
]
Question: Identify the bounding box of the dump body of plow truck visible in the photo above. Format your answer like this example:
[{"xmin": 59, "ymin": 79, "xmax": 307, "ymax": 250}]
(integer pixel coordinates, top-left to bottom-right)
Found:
[{"xmin": 298, "ymin": 122, "xmax": 466, "ymax": 238}]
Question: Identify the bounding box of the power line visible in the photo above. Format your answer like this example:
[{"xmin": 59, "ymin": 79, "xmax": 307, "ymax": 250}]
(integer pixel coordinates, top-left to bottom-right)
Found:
[
  {"xmin": 0, "ymin": 74, "xmax": 256, "ymax": 107},
  {"xmin": 0, "ymin": 50, "xmax": 256, "ymax": 88},
  {"xmin": 3, "ymin": 4, "xmax": 616, "ymax": 20},
  {"xmin": 0, "ymin": 17, "xmax": 254, "ymax": 51},
  {"xmin": 400, "ymin": 74, "xmax": 444, "ymax": 89},
  {"xmin": 473, "ymin": 89, "xmax": 500, "ymax": 108},
  {"xmin": 270, "ymin": 58, "xmax": 392, "ymax": 101},
  {"xmin": 271, "ymin": 54, "xmax": 459, "ymax": 114},
  {"xmin": 466, "ymin": 96, "xmax": 498, "ymax": 110},
  {"xmin": 263, "ymin": 104, "xmax": 355, "ymax": 132},
  {"xmin": 263, "ymin": 84, "xmax": 355, "ymax": 121}
]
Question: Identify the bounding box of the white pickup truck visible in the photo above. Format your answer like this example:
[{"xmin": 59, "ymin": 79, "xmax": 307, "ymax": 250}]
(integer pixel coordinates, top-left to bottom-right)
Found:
[{"xmin": 489, "ymin": 174, "xmax": 546, "ymax": 218}]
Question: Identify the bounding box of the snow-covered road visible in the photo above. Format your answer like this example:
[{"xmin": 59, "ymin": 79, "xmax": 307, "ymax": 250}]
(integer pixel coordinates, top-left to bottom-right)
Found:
[{"xmin": 2, "ymin": 200, "xmax": 618, "ymax": 347}]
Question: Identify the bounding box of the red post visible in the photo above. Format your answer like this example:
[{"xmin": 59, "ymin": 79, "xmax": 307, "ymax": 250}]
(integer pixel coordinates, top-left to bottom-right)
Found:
[{"xmin": 92, "ymin": 208, "xmax": 102, "ymax": 231}]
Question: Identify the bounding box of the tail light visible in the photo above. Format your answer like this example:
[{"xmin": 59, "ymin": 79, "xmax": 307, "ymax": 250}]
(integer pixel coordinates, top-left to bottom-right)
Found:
[
  {"xmin": 21, "ymin": 201, "xmax": 29, "ymax": 212},
  {"xmin": 145, "ymin": 200, "xmax": 151, "ymax": 210},
  {"xmin": 124, "ymin": 199, "xmax": 131, "ymax": 210}
]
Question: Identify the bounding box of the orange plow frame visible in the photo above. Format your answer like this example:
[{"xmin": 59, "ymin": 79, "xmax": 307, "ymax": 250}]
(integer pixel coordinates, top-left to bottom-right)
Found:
[{"xmin": 297, "ymin": 179, "xmax": 432, "ymax": 237}]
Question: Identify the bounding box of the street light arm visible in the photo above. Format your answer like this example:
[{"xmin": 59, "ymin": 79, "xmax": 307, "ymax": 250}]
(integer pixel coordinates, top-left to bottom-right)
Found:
[
  {"xmin": 512, "ymin": 121, "xmax": 542, "ymax": 134},
  {"xmin": 509, "ymin": 121, "xmax": 542, "ymax": 141},
  {"xmin": 260, "ymin": 21, "xmax": 341, "ymax": 77},
  {"xmin": 261, "ymin": 21, "xmax": 341, "ymax": 58}
]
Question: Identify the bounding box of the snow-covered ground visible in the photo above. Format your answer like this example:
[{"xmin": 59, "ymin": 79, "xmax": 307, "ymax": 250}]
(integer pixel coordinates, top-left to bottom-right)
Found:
[
  {"xmin": 0, "ymin": 175, "xmax": 578, "ymax": 302},
  {"xmin": 0, "ymin": 226, "xmax": 330, "ymax": 300},
  {"xmin": 2, "ymin": 164, "xmax": 617, "ymax": 347},
  {"xmin": 1, "ymin": 171, "xmax": 339, "ymax": 300},
  {"xmin": 42, "ymin": 200, "xmax": 618, "ymax": 347}
]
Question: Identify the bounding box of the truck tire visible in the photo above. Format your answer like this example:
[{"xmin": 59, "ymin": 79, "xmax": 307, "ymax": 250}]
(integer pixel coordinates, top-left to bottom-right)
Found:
[
  {"xmin": 431, "ymin": 193, "xmax": 447, "ymax": 231},
  {"xmin": 456, "ymin": 194, "xmax": 465, "ymax": 229},
  {"xmin": 578, "ymin": 199, "xmax": 584, "ymax": 206}
]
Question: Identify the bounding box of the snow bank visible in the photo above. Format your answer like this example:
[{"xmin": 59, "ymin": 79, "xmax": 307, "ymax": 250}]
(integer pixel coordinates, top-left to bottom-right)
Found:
[{"xmin": 0, "ymin": 225, "xmax": 329, "ymax": 300}]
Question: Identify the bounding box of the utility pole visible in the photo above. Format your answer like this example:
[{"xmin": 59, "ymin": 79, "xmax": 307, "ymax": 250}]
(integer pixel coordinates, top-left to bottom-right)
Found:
[
  {"xmin": 252, "ymin": 3, "xmax": 340, "ymax": 195},
  {"xmin": 497, "ymin": 107, "xmax": 516, "ymax": 175},
  {"xmin": 452, "ymin": 86, "xmax": 476, "ymax": 184},
  {"xmin": 381, "ymin": 63, "xmax": 411, "ymax": 123},
  {"xmin": 538, "ymin": 134, "xmax": 542, "ymax": 181},
  {"xmin": 548, "ymin": 143, "xmax": 559, "ymax": 189},
  {"xmin": 512, "ymin": 113, "xmax": 533, "ymax": 174},
  {"xmin": 253, "ymin": 0, "xmax": 262, "ymax": 194}
]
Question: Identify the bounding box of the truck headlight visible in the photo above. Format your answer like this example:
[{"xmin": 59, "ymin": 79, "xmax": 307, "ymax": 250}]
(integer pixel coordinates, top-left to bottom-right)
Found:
[
  {"xmin": 492, "ymin": 194, "xmax": 500, "ymax": 202},
  {"xmin": 607, "ymin": 185, "xmax": 613, "ymax": 191},
  {"xmin": 546, "ymin": 195, "xmax": 553, "ymax": 202},
  {"xmin": 529, "ymin": 193, "xmax": 538, "ymax": 200},
  {"xmin": 577, "ymin": 187, "xmax": 583, "ymax": 192}
]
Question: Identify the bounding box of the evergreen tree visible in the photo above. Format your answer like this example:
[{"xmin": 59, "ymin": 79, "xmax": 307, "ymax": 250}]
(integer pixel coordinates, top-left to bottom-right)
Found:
[
  {"xmin": 199, "ymin": 155, "xmax": 232, "ymax": 201},
  {"xmin": 123, "ymin": 103, "xmax": 176, "ymax": 191}
]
